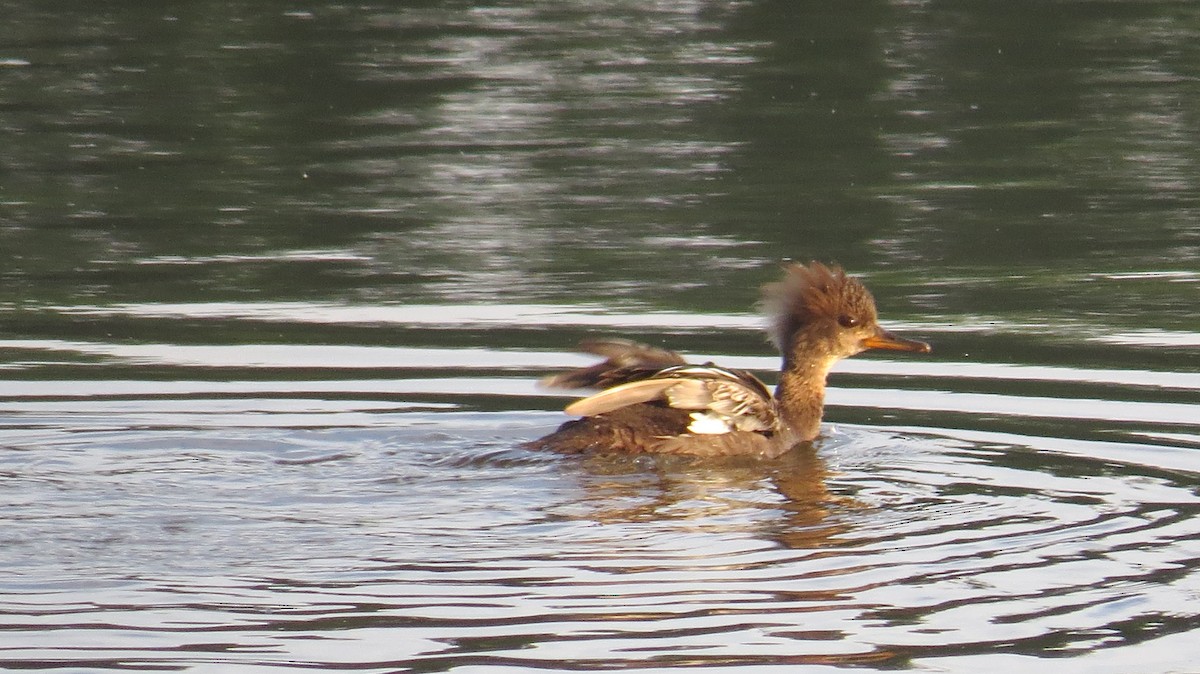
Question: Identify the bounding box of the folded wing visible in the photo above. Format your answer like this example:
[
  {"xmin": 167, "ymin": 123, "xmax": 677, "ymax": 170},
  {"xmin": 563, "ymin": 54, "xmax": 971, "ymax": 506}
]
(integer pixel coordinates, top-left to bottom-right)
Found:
[{"xmin": 564, "ymin": 363, "xmax": 777, "ymax": 435}]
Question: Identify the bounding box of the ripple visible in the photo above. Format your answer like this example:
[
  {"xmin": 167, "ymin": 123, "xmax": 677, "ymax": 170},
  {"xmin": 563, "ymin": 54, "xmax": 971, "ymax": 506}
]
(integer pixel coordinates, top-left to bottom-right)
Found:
[
  {"xmin": 1, "ymin": 321, "xmax": 1198, "ymax": 671},
  {"xmin": 2, "ymin": 420, "xmax": 1198, "ymax": 671}
]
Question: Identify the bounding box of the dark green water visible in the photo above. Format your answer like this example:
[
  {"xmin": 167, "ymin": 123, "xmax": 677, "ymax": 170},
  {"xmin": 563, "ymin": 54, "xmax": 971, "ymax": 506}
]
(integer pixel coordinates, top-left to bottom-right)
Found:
[{"xmin": 2, "ymin": 2, "xmax": 1199, "ymax": 672}]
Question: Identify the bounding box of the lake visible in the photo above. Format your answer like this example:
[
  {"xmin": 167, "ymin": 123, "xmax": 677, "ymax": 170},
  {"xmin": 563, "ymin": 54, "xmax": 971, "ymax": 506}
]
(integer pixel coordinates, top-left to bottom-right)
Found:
[{"xmin": 2, "ymin": 1, "xmax": 1199, "ymax": 672}]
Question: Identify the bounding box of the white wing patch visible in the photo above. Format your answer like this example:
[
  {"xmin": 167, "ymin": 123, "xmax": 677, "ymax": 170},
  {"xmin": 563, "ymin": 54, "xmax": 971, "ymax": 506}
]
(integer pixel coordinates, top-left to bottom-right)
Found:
[{"xmin": 687, "ymin": 412, "xmax": 733, "ymax": 435}]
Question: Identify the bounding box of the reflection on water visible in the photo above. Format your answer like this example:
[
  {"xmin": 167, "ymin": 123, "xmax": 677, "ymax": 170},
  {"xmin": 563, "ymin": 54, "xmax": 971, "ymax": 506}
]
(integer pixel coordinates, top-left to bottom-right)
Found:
[
  {"xmin": 1, "ymin": 298, "xmax": 1198, "ymax": 670},
  {"xmin": 3, "ymin": 414, "xmax": 1197, "ymax": 672},
  {"xmin": 4, "ymin": 0, "xmax": 1200, "ymax": 671}
]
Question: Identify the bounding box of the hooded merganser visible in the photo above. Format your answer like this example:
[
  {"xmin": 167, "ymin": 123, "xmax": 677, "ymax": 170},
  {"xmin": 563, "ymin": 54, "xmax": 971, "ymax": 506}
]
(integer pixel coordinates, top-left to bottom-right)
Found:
[{"xmin": 525, "ymin": 262, "xmax": 931, "ymax": 458}]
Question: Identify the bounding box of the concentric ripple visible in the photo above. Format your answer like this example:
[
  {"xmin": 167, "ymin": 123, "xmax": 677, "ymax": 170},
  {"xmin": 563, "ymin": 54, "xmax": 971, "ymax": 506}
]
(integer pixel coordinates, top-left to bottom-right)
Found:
[
  {"xmin": 2, "ymin": 414, "xmax": 1197, "ymax": 672},
  {"xmin": 1, "ymin": 298, "xmax": 1198, "ymax": 672}
]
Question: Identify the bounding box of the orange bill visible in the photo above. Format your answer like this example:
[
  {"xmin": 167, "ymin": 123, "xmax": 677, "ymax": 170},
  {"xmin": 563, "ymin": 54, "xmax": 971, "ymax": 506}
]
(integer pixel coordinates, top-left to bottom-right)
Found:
[{"xmin": 862, "ymin": 329, "xmax": 932, "ymax": 353}]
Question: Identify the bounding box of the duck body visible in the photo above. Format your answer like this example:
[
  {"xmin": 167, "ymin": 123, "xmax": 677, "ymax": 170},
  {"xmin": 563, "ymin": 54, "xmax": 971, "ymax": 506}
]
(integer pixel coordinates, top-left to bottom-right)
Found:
[
  {"xmin": 526, "ymin": 262, "xmax": 930, "ymax": 458},
  {"xmin": 525, "ymin": 345, "xmax": 795, "ymax": 457}
]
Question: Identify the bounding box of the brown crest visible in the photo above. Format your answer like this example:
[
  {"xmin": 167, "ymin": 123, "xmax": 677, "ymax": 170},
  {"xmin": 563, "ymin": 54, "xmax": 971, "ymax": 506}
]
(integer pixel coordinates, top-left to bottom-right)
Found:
[{"xmin": 760, "ymin": 261, "xmax": 878, "ymax": 351}]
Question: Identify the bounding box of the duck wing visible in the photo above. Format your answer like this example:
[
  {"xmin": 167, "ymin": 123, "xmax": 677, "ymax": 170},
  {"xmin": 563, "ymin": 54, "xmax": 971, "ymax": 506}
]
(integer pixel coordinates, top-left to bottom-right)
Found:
[
  {"xmin": 564, "ymin": 364, "xmax": 777, "ymax": 434},
  {"xmin": 540, "ymin": 338, "xmax": 688, "ymax": 390}
]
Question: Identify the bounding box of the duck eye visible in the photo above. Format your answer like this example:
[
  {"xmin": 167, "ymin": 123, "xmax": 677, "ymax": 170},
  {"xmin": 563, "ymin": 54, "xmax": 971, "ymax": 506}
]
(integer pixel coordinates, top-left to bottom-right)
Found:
[{"xmin": 837, "ymin": 314, "xmax": 860, "ymax": 328}]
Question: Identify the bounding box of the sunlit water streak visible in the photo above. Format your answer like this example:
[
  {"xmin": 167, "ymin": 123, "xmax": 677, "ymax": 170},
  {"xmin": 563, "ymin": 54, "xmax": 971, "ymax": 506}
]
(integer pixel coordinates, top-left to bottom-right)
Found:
[
  {"xmin": 2, "ymin": 297, "xmax": 1197, "ymax": 449},
  {"xmin": 44, "ymin": 300, "xmax": 1200, "ymax": 346},
  {"xmin": 5, "ymin": 335, "xmax": 1200, "ymax": 390}
]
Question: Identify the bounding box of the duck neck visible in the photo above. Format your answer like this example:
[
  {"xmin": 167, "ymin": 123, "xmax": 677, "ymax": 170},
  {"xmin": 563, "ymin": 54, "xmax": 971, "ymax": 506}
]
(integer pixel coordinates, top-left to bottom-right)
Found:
[{"xmin": 775, "ymin": 347, "xmax": 837, "ymax": 443}]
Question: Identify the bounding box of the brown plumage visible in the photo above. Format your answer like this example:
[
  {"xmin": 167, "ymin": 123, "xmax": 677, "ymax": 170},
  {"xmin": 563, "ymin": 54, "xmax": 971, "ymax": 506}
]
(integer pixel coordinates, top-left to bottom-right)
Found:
[{"xmin": 524, "ymin": 262, "xmax": 931, "ymax": 458}]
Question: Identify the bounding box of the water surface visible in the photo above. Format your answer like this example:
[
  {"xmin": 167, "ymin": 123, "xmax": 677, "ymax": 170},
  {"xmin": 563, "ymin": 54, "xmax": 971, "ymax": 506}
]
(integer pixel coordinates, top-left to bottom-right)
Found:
[{"xmin": 2, "ymin": 1, "xmax": 1199, "ymax": 672}]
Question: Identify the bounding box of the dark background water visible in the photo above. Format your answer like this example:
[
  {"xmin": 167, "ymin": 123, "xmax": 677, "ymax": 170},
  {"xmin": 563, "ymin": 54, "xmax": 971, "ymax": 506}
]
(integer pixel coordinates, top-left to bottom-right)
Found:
[{"xmin": 2, "ymin": 1, "xmax": 1199, "ymax": 672}]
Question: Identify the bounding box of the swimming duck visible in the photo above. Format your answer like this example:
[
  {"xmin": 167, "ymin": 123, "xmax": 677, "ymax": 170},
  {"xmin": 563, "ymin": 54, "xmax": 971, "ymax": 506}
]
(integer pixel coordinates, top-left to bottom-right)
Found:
[{"xmin": 526, "ymin": 262, "xmax": 930, "ymax": 458}]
